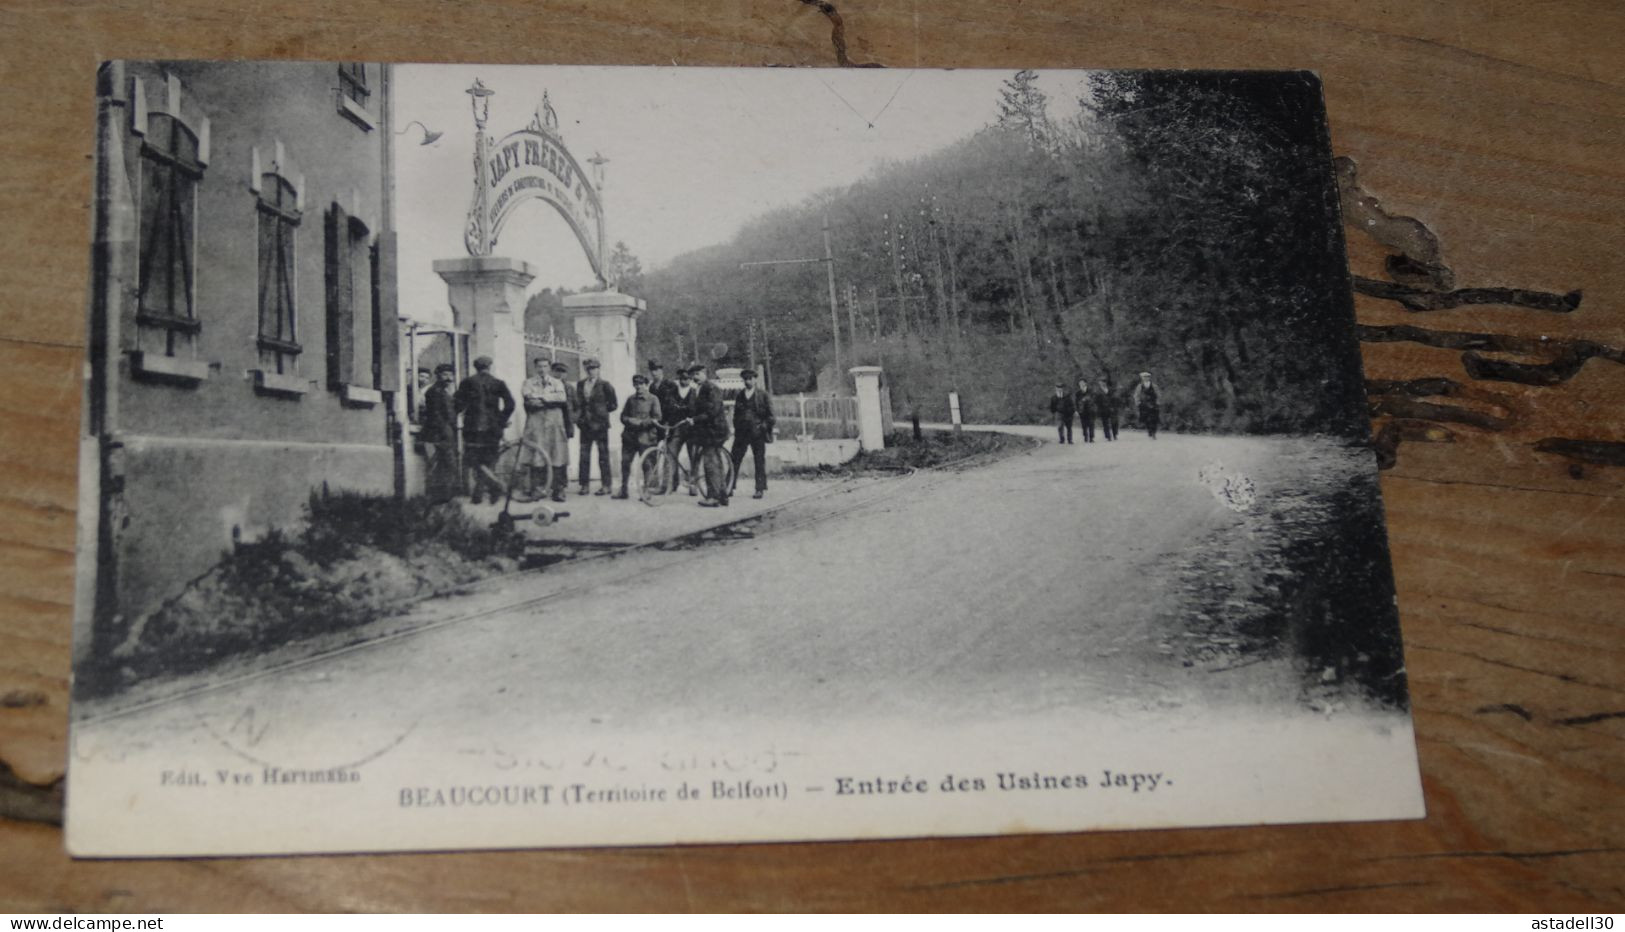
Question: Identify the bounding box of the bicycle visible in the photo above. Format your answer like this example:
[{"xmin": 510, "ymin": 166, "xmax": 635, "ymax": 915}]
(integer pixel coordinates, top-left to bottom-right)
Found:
[
  {"xmin": 693, "ymin": 441, "xmax": 733, "ymax": 505},
  {"xmin": 489, "ymin": 436, "xmax": 552, "ymax": 507},
  {"xmin": 630, "ymin": 426, "xmax": 679, "ymax": 505},
  {"xmin": 633, "ymin": 420, "xmax": 731, "ymax": 505}
]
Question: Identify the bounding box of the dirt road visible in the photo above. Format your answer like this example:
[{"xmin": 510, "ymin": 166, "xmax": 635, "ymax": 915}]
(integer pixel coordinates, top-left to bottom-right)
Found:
[
  {"xmin": 70, "ymin": 430, "xmax": 1427, "ymax": 854},
  {"xmin": 80, "ymin": 431, "xmax": 1327, "ymax": 753}
]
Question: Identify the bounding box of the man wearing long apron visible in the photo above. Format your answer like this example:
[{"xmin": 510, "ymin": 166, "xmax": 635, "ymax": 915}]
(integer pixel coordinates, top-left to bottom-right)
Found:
[{"xmin": 520, "ymin": 357, "xmax": 574, "ymax": 503}]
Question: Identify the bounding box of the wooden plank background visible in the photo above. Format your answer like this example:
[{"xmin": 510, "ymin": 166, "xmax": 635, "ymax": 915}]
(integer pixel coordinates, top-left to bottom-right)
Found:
[{"xmin": 1, "ymin": 0, "xmax": 1620, "ymax": 912}]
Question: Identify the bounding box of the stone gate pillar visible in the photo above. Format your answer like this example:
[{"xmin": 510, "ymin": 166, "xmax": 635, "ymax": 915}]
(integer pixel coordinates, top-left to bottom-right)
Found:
[
  {"xmin": 563, "ymin": 290, "xmax": 644, "ymax": 405},
  {"xmin": 433, "ymin": 256, "xmax": 536, "ymax": 433},
  {"xmin": 849, "ymin": 366, "xmax": 886, "ymax": 452}
]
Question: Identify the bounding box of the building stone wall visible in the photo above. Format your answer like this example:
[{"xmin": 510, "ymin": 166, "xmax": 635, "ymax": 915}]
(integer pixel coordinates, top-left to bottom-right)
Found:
[{"xmin": 81, "ymin": 61, "xmax": 400, "ymax": 660}]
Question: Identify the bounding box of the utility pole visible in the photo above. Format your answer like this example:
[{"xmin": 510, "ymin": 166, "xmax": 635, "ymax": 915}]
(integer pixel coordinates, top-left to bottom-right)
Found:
[
  {"xmin": 845, "ymin": 283, "xmax": 860, "ymax": 363},
  {"xmin": 822, "ymin": 213, "xmax": 842, "ymax": 386},
  {"xmin": 739, "ymin": 214, "xmax": 846, "ymax": 395},
  {"xmin": 759, "ymin": 317, "xmax": 774, "ymax": 394},
  {"xmin": 887, "ymin": 214, "xmax": 907, "ymax": 334}
]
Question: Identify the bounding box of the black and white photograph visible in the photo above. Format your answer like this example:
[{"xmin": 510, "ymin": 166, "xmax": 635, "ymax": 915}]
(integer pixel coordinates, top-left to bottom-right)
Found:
[{"xmin": 67, "ymin": 61, "xmax": 1424, "ymax": 856}]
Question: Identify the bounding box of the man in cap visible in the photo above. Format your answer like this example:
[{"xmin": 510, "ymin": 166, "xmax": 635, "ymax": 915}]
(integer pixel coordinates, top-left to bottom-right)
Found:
[
  {"xmin": 454, "ymin": 355, "xmax": 515, "ymax": 505},
  {"xmin": 1049, "ymin": 382, "xmax": 1075, "ymax": 444},
  {"xmin": 421, "ymin": 363, "xmax": 460, "ymax": 502},
  {"xmin": 662, "ymin": 365, "xmax": 699, "ymax": 495},
  {"xmin": 575, "ymin": 358, "xmax": 618, "ymax": 495},
  {"xmin": 412, "ymin": 367, "xmax": 433, "ymax": 424},
  {"xmin": 647, "ymin": 359, "xmax": 678, "ymax": 417},
  {"xmin": 615, "ymin": 373, "xmax": 663, "ymax": 499},
  {"xmin": 1132, "ymin": 370, "xmax": 1161, "ymax": 439},
  {"xmin": 729, "ymin": 367, "xmax": 775, "ymax": 499},
  {"xmin": 521, "ymin": 356, "xmax": 575, "ymax": 502},
  {"xmin": 688, "ymin": 363, "xmax": 731, "ymax": 507}
]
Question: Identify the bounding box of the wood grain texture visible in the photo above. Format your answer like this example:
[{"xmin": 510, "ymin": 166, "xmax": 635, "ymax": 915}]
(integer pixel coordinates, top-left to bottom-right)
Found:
[{"xmin": 1, "ymin": 0, "xmax": 1621, "ymax": 912}]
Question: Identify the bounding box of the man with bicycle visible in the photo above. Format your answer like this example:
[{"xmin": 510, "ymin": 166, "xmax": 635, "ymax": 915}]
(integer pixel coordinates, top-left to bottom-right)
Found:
[
  {"xmin": 614, "ymin": 374, "xmax": 663, "ymax": 499},
  {"xmin": 660, "ymin": 366, "xmax": 700, "ymax": 496},
  {"xmin": 454, "ymin": 355, "xmax": 515, "ymax": 506},
  {"xmin": 688, "ymin": 364, "xmax": 732, "ymax": 507}
]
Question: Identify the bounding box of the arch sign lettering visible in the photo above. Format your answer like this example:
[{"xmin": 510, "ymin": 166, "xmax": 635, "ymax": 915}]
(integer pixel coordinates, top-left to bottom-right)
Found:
[{"xmin": 462, "ymin": 81, "xmax": 607, "ymax": 283}]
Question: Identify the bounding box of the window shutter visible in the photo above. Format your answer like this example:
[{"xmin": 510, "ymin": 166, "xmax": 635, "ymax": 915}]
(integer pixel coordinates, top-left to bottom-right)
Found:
[
  {"xmin": 325, "ymin": 203, "xmax": 354, "ymax": 387},
  {"xmin": 259, "ymin": 192, "xmax": 280, "ymax": 340},
  {"xmin": 373, "ymin": 233, "xmax": 400, "ymax": 392}
]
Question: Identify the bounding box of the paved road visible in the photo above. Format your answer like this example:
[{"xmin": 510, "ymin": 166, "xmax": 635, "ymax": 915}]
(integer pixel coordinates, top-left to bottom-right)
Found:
[{"xmin": 79, "ymin": 431, "xmax": 1309, "ymax": 763}]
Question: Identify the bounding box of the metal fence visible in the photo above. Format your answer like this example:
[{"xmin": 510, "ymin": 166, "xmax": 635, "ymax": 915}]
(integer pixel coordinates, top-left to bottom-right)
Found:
[
  {"xmin": 522, "ymin": 329, "xmax": 597, "ymax": 372},
  {"xmin": 773, "ymin": 394, "xmax": 859, "ymax": 440}
]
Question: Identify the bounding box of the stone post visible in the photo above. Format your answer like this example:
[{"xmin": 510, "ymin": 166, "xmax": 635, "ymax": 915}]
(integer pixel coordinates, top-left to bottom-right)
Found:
[
  {"xmin": 849, "ymin": 366, "xmax": 886, "ymax": 452},
  {"xmin": 563, "ymin": 290, "xmax": 644, "ymax": 407},
  {"xmin": 432, "ymin": 256, "xmax": 536, "ymax": 438}
]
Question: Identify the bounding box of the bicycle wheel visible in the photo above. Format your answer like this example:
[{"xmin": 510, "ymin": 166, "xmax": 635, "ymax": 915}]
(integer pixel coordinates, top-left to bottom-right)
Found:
[
  {"xmin": 491, "ymin": 441, "xmax": 523, "ymax": 503},
  {"xmin": 697, "ymin": 446, "xmax": 734, "ymax": 502},
  {"xmin": 498, "ymin": 440, "xmax": 548, "ymax": 504},
  {"xmin": 672, "ymin": 440, "xmax": 697, "ymax": 494},
  {"xmin": 633, "ymin": 446, "xmax": 671, "ymax": 504}
]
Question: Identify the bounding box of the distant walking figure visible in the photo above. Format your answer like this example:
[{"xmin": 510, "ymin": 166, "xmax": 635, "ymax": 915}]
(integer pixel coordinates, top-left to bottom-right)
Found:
[
  {"xmin": 1095, "ymin": 377, "xmax": 1120, "ymax": 441},
  {"xmin": 1049, "ymin": 383, "xmax": 1075, "ymax": 444},
  {"xmin": 1133, "ymin": 371, "xmax": 1161, "ymax": 439},
  {"xmin": 1073, "ymin": 377, "xmax": 1096, "ymax": 443}
]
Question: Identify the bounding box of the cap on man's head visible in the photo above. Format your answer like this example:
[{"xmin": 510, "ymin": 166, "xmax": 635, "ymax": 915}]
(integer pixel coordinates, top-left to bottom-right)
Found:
[
  {"xmin": 417, "ymin": 367, "xmax": 432, "ymax": 375},
  {"xmin": 473, "ymin": 355, "xmax": 494, "ymax": 370},
  {"xmin": 434, "ymin": 363, "xmax": 456, "ymax": 375},
  {"xmin": 584, "ymin": 358, "xmax": 601, "ymax": 370},
  {"xmin": 1140, "ymin": 371, "xmax": 1152, "ymax": 377},
  {"xmin": 648, "ymin": 360, "xmax": 663, "ymax": 371},
  {"xmin": 631, "ymin": 373, "xmax": 649, "ymax": 385},
  {"xmin": 741, "ymin": 368, "xmax": 756, "ymax": 378},
  {"xmin": 550, "ymin": 361, "xmax": 569, "ymax": 372}
]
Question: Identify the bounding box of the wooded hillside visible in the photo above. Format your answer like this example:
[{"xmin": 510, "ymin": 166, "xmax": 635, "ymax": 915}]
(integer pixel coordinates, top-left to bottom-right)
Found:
[{"xmin": 637, "ymin": 70, "xmax": 1370, "ymax": 435}]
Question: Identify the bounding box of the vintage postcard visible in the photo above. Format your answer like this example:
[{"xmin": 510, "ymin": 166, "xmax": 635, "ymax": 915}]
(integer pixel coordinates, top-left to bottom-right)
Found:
[{"xmin": 67, "ymin": 62, "xmax": 1424, "ymax": 856}]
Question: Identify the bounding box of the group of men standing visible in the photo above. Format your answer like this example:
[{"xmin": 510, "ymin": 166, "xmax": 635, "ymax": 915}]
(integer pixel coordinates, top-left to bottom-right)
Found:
[
  {"xmin": 416, "ymin": 356, "xmax": 775, "ymax": 509},
  {"xmin": 1048, "ymin": 371, "xmax": 1161, "ymax": 444}
]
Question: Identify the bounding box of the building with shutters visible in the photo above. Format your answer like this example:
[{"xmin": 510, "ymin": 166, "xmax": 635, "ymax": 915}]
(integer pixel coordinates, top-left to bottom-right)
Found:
[{"xmin": 78, "ymin": 60, "xmax": 403, "ymax": 665}]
